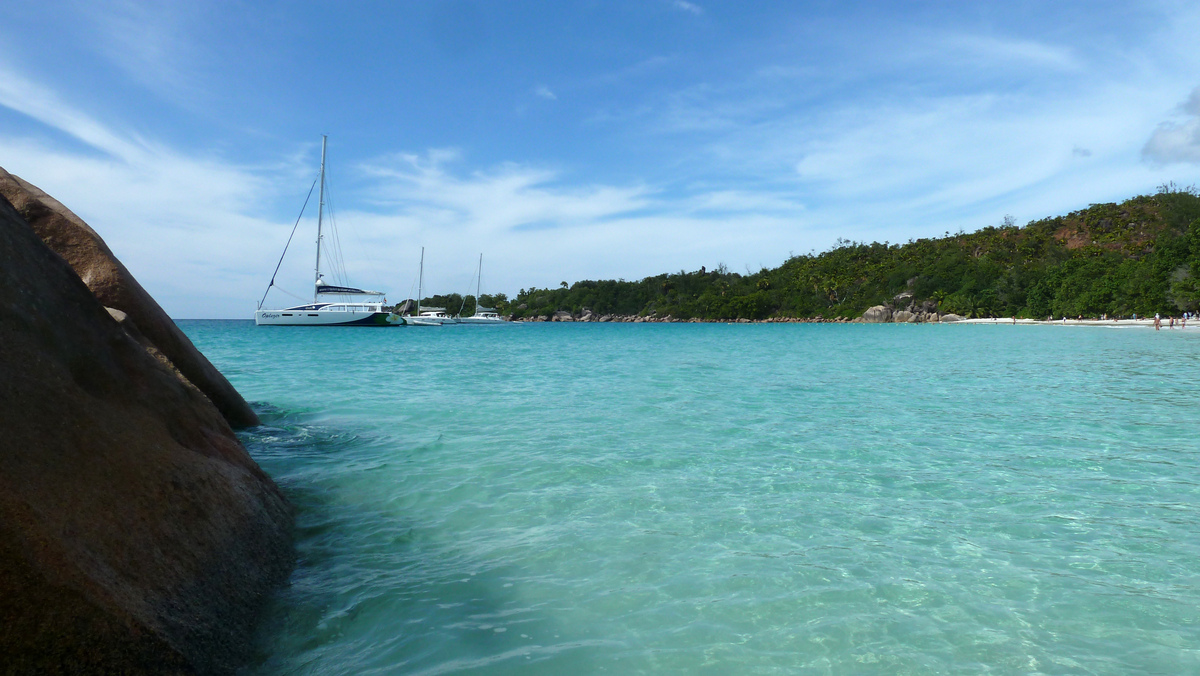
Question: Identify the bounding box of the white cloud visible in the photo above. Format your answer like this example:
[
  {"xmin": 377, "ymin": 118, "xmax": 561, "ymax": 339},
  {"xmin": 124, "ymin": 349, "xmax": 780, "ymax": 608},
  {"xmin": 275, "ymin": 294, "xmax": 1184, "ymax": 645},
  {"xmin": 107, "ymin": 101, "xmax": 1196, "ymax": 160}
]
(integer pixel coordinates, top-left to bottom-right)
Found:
[
  {"xmin": 608, "ymin": 8, "xmax": 1199, "ymax": 245},
  {"xmin": 0, "ymin": 58, "xmax": 816, "ymax": 316},
  {"xmin": 784, "ymin": 82, "xmax": 1181, "ymax": 235},
  {"xmin": 0, "ymin": 63, "xmax": 149, "ymax": 162},
  {"xmin": 671, "ymin": 1, "xmax": 703, "ymax": 15},
  {"xmin": 685, "ymin": 190, "xmax": 805, "ymax": 216},
  {"xmin": 3, "ymin": 3, "xmax": 1199, "ymax": 317},
  {"xmin": 941, "ymin": 34, "xmax": 1080, "ymax": 72},
  {"xmin": 0, "ymin": 59, "xmax": 294, "ymax": 317},
  {"xmin": 77, "ymin": 1, "xmax": 215, "ymax": 109},
  {"xmin": 340, "ymin": 151, "xmax": 811, "ymax": 298},
  {"xmin": 1143, "ymin": 86, "xmax": 1200, "ymax": 165}
]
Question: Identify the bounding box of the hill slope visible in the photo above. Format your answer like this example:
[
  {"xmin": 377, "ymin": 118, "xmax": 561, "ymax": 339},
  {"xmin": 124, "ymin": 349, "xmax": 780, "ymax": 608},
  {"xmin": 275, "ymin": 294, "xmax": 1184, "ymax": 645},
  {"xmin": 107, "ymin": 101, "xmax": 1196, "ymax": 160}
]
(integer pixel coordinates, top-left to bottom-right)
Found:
[{"xmin": 503, "ymin": 186, "xmax": 1200, "ymax": 320}]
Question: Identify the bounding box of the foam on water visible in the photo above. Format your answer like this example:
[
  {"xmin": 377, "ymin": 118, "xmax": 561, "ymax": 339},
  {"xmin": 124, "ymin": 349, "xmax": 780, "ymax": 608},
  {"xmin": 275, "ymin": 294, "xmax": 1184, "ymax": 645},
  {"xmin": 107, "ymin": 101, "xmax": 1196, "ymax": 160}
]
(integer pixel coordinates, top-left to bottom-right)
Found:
[{"xmin": 181, "ymin": 321, "xmax": 1200, "ymax": 675}]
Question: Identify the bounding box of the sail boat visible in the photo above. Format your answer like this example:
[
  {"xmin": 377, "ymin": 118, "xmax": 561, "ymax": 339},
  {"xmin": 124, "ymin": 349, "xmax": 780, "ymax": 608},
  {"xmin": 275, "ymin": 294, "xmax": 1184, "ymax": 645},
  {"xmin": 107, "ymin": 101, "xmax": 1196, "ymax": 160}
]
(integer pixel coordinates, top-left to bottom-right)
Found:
[
  {"xmin": 255, "ymin": 136, "xmax": 403, "ymax": 327},
  {"xmin": 458, "ymin": 253, "xmax": 507, "ymax": 324},
  {"xmin": 403, "ymin": 247, "xmax": 457, "ymax": 326}
]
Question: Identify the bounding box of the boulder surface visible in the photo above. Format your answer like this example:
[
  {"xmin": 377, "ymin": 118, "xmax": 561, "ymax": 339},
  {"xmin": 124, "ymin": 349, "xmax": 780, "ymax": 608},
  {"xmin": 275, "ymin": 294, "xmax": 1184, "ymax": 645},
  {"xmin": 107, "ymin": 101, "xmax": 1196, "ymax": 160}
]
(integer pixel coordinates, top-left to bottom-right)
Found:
[
  {"xmin": 862, "ymin": 305, "xmax": 892, "ymax": 323},
  {"xmin": 0, "ymin": 195, "xmax": 292, "ymax": 674},
  {"xmin": 0, "ymin": 168, "xmax": 259, "ymax": 428}
]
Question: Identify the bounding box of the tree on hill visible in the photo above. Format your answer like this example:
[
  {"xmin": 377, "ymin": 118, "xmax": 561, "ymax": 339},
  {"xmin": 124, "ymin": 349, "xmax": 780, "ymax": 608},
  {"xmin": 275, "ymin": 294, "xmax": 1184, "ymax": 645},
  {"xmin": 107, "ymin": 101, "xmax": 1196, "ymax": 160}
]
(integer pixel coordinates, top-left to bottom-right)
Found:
[{"xmin": 507, "ymin": 187, "xmax": 1200, "ymax": 320}]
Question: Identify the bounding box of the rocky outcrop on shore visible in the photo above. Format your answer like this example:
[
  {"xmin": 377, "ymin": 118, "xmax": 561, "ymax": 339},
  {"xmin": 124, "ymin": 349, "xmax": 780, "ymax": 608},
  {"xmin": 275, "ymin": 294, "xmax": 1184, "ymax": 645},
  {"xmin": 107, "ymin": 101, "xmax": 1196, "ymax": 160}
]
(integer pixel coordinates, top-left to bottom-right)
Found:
[
  {"xmin": 0, "ymin": 168, "xmax": 259, "ymax": 429},
  {"xmin": 512, "ymin": 304, "xmax": 963, "ymax": 324},
  {"xmin": 0, "ymin": 185, "xmax": 292, "ymax": 673},
  {"xmin": 858, "ymin": 304, "xmax": 959, "ymax": 323},
  {"xmin": 518, "ymin": 312, "xmax": 869, "ymax": 323},
  {"xmin": 862, "ymin": 305, "xmax": 892, "ymax": 323}
]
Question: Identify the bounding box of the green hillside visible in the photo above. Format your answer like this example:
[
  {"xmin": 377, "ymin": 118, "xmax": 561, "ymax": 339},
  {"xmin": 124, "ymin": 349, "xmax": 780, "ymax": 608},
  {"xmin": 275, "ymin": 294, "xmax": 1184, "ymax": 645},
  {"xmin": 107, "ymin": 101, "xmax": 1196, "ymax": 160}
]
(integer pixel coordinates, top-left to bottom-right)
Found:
[
  {"xmin": 441, "ymin": 185, "xmax": 1200, "ymax": 321},
  {"xmin": 405, "ymin": 186, "xmax": 1200, "ymax": 324}
]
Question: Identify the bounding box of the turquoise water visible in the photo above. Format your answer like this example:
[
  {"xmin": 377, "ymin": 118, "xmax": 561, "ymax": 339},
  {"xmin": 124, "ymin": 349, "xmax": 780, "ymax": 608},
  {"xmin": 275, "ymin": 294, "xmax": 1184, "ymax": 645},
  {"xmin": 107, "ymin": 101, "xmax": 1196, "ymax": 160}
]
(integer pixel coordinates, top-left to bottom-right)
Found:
[{"xmin": 181, "ymin": 321, "xmax": 1200, "ymax": 675}]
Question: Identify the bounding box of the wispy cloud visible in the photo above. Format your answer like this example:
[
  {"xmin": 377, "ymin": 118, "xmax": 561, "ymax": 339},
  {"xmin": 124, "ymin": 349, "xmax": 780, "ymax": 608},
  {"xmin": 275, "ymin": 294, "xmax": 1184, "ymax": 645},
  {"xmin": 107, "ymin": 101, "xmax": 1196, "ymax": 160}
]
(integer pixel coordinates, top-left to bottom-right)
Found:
[
  {"xmin": 75, "ymin": 1, "xmax": 215, "ymax": 109},
  {"xmin": 594, "ymin": 7, "xmax": 1197, "ymax": 241},
  {"xmin": 671, "ymin": 1, "xmax": 703, "ymax": 15},
  {"xmin": 0, "ymin": 59, "xmax": 287, "ymax": 317},
  {"xmin": 0, "ymin": 62, "xmax": 150, "ymax": 162},
  {"xmin": 941, "ymin": 34, "xmax": 1080, "ymax": 72},
  {"xmin": 359, "ymin": 150, "xmax": 655, "ymax": 232},
  {"xmin": 786, "ymin": 84, "xmax": 1173, "ymax": 220},
  {"xmin": 344, "ymin": 151, "xmax": 810, "ymax": 296},
  {"xmin": 1143, "ymin": 86, "xmax": 1200, "ymax": 165},
  {"xmin": 2, "ymin": 2, "xmax": 1199, "ymax": 317},
  {"xmin": 0, "ymin": 56, "xmax": 815, "ymax": 315}
]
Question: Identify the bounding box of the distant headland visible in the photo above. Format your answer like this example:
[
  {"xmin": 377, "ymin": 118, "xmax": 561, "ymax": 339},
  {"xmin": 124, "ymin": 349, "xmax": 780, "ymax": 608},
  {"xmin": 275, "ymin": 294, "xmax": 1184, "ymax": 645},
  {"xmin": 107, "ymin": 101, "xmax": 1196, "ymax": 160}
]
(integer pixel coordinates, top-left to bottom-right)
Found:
[{"xmin": 431, "ymin": 185, "xmax": 1200, "ymax": 324}]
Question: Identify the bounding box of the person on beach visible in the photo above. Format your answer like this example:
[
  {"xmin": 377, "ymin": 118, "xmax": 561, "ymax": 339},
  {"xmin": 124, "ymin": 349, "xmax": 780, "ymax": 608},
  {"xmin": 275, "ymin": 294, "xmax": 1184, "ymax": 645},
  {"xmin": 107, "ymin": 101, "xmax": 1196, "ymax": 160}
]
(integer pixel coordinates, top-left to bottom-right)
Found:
[
  {"xmin": 1155, "ymin": 316, "xmax": 1162, "ymax": 330},
  {"xmin": 1170, "ymin": 317, "xmax": 1175, "ymax": 329}
]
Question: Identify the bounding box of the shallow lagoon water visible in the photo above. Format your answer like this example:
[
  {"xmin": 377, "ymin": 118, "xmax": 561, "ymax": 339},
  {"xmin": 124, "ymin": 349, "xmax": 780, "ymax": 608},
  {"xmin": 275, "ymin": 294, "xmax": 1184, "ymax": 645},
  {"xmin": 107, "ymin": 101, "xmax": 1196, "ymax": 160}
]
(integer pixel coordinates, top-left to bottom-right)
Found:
[{"xmin": 180, "ymin": 321, "xmax": 1200, "ymax": 675}]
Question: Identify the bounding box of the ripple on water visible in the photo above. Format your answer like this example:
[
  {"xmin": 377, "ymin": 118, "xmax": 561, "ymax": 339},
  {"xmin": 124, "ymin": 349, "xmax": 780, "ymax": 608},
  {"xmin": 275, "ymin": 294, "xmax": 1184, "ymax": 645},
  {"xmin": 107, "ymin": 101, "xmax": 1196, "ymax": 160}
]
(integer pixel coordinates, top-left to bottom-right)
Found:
[{"xmin": 174, "ymin": 321, "xmax": 1200, "ymax": 675}]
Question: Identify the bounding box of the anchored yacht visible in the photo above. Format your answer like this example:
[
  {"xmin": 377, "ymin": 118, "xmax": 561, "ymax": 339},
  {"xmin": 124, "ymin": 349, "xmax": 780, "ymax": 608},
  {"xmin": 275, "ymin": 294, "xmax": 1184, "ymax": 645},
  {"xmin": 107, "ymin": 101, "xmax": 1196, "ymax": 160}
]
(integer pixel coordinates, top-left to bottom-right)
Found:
[
  {"xmin": 403, "ymin": 247, "xmax": 457, "ymax": 325},
  {"xmin": 255, "ymin": 136, "xmax": 402, "ymax": 327},
  {"xmin": 458, "ymin": 253, "xmax": 507, "ymax": 324}
]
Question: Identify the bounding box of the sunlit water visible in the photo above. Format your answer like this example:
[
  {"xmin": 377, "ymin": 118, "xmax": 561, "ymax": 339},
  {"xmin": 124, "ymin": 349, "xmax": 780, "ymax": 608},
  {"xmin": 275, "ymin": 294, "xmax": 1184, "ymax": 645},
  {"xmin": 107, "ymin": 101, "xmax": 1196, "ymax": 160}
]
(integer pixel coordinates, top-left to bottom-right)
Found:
[{"xmin": 179, "ymin": 320, "xmax": 1200, "ymax": 675}]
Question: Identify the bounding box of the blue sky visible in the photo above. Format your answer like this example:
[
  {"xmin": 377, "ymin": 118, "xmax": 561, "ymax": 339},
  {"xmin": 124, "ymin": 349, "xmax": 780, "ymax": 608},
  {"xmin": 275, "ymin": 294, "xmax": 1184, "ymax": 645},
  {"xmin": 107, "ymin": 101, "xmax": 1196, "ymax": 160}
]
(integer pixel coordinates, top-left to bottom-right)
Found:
[{"xmin": 2, "ymin": 0, "xmax": 1199, "ymax": 318}]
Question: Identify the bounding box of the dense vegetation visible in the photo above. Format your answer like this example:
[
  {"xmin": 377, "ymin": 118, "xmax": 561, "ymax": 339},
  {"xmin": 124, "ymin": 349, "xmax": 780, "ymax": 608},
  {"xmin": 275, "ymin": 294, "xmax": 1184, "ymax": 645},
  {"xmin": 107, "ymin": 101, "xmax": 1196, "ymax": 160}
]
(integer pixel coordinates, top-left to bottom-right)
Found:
[
  {"xmin": 421, "ymin": 186, "xmax": 1200, "ymax": 320},
  {"xmin": 406, "ymin": 293, "xmax": 509, "ymax": 318}
]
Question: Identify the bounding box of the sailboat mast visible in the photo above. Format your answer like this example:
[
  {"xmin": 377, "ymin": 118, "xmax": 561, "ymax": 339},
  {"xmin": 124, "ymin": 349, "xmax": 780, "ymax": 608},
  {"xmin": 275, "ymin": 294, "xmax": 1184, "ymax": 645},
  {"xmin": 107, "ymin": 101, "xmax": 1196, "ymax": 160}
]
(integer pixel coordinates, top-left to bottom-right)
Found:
[
  {"xmin": 314, "ymin": 135, "xmax": 327, "ymax": 301},
  {"xmin": 417, "ymin": 247, "xmax": 424, "ymax": 315},
  {"xmin": 476, "ymin": 253, "xmax": 483, "ymax": 315}
]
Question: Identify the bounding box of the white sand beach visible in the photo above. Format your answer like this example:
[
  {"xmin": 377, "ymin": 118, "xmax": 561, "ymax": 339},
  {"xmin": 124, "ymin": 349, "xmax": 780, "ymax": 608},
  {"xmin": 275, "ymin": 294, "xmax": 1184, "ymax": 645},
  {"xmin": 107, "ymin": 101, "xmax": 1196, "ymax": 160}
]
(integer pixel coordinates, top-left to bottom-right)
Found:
[{"xmin": 958, "ymin": 316, "xmax": 1199, "ymax": 329}]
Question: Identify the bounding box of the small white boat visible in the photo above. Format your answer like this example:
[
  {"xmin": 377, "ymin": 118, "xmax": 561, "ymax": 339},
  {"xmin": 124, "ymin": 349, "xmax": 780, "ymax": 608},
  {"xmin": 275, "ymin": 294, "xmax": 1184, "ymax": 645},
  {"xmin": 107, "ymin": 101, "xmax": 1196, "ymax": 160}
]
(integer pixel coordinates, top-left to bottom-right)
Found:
[
  {"xmin": 457, "ymin": 253, "xmax": 507, "ymax": 324},
  {"xmin": 457, "ymin": 307, "xmax": 503, "ymax": 324},
  {"xmin": 403, "ymin": 247, "xmax": 457, "ymax": 325},
  {"xmin": 255, "ymin": 136, "xmax": 402, "ymax": 327},
  {"xmin": 406, "ymin": 307, "xmax": 458, "ymax": 326}
]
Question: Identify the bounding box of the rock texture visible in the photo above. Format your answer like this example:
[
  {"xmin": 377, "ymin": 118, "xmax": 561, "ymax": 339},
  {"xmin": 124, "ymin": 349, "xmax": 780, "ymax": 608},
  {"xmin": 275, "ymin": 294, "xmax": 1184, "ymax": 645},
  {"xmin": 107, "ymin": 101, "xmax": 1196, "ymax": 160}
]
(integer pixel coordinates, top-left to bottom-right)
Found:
[
  {"xmin": 519, "ymin": 309, "xmax": 966, "ymax": 324},
  {"xmin": 0, "ymin": 194, "xmax": 292, "ymax": 673},
  {"xmin": 0, "ymin": 168, "xmax": 259, "ymax": 428},
  {"xmin": 862, "ymin": 305, "xmax": 892, "ymax": 323}
]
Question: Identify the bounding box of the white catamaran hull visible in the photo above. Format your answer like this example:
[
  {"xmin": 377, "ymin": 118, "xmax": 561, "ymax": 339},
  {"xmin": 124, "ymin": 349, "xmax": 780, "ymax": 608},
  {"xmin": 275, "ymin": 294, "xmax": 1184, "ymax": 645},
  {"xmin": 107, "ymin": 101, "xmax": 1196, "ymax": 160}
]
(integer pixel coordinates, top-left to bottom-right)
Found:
[{"xmin": 255, "ymin": 306, "xmax": 403, "ymax": 326}]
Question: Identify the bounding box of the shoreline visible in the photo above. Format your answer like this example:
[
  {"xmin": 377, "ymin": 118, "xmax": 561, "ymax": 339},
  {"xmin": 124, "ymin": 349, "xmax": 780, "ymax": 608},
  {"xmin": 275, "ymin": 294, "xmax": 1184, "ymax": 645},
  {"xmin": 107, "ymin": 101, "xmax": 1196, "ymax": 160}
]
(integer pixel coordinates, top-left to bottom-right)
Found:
[
  {"xmin": 957, "ymin": 316, "xmax": 1197, "ymax": 329},
  {"xmin": 510, "ymin": 314, "xmax": 1197, "ymax": 328}
]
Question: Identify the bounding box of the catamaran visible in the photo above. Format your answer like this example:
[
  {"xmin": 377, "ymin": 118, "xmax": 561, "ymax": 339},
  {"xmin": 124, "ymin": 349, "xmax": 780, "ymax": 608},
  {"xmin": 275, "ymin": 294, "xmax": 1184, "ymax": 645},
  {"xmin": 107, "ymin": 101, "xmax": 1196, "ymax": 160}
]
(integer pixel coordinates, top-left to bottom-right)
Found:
[
  {"xmin": 403, "ymin": 247, "xmax": 457, "ymax": 326},
  {"xmin": 255, "ymin": 136, "xmax": 403, "ymax": 327},
  {"xmin": 458, "ymin": 253, "xmax": 507, "ymax": 324}
]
